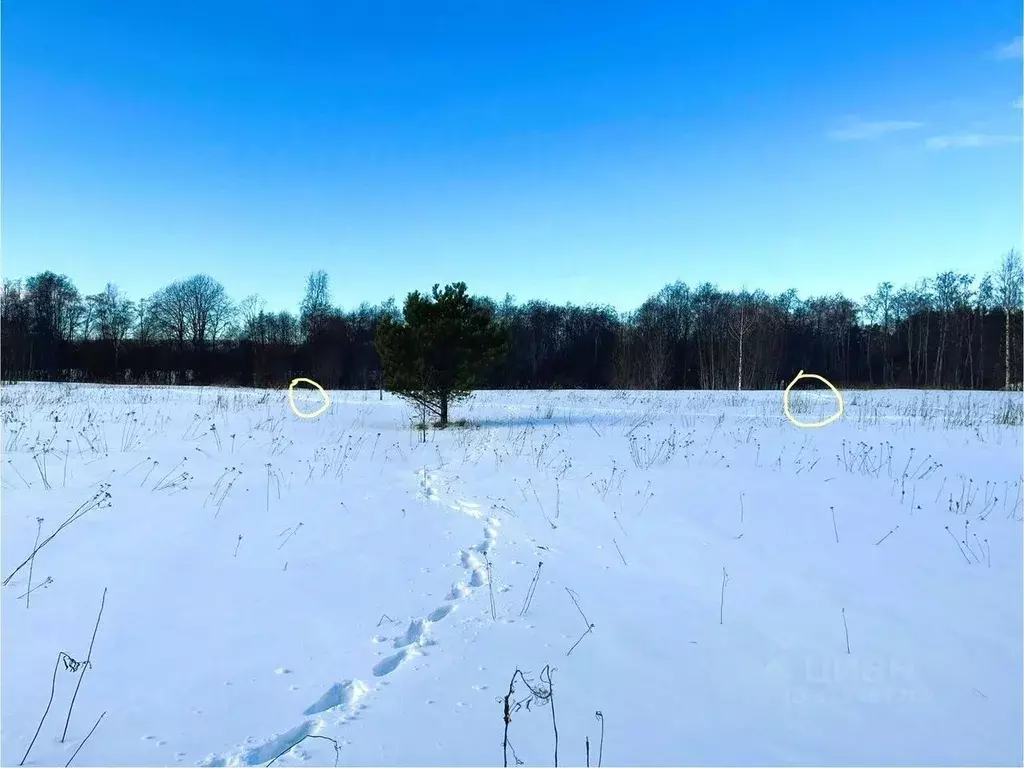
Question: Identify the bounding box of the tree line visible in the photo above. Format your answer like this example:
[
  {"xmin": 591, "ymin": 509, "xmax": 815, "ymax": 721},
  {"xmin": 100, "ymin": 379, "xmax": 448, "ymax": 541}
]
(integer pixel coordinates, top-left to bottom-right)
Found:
[{"xmin": 2, "ymin": 250, "xmax": 1022, "ymax": 391}]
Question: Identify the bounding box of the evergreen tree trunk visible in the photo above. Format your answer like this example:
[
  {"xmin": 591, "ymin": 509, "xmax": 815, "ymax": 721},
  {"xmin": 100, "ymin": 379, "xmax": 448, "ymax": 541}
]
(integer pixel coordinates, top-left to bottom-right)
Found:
[{"xmin": 440, "ymin": 392, "xmax": 449, "ymax": 427}]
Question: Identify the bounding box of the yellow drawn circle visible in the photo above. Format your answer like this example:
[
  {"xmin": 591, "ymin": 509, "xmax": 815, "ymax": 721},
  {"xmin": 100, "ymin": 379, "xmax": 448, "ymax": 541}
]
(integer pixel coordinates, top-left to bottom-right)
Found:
[
  {"xmin": 288, "ymin": 377, "xmax": 331, "ymax": 419},
  {"xmin": 782, "ymin": 370, "xmax": 844, "ymax": 428}
]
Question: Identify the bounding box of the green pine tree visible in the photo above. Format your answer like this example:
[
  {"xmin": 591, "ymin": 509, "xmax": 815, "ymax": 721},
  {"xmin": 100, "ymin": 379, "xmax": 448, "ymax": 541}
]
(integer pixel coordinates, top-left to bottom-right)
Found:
[{"xmin": 375, "ymin": 282, "xmax": 508, "ymax": 428}]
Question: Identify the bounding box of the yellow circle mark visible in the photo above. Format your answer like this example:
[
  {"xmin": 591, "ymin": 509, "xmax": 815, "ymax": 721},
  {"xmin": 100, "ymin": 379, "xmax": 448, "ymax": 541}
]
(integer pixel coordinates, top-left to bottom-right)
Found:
[
  {"xmin": 288, "ymin": 377, "xmax": 331, "ymax": 419},
  {"xmin": 782, "ymin": 370, "xmax": 844, "ymax": 428}
]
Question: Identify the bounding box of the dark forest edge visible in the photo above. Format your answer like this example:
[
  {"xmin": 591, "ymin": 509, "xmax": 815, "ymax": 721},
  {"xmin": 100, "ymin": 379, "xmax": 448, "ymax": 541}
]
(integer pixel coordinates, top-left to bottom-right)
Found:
[{"xmin": 2, "ymin": 250, "xmax": 1022, "ymax": 392}]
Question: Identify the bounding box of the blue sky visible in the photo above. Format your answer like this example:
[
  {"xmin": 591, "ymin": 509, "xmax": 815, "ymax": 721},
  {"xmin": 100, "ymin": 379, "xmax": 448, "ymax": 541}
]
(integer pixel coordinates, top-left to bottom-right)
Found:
[{"xmin": 3, "ymin": 1, "xmax": 1021, "ymax": 312}]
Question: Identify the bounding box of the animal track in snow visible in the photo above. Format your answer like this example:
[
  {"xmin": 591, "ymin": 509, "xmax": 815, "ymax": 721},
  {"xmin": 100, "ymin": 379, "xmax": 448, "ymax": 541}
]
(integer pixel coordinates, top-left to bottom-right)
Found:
[
  {"xmin": 200, "ymin": 470, "xmax": 499, "ymax": 765},
  {"xmin": 428, "ymin": 603, "xmax": 455, "ymax": 622},
  {"xmin": 199, "ymin": 721, "xmax": 314, "ymax": 767},
  {"xmin": 201, "ymin": 680, "xmax": 368, "ymax": 765},
  {"xmin": 461, "ymin": 550, "xmax": 484, "ymax": 569},
  {"xmin": 393, "ymin": 618, "xmax": 431, "ymax": 649},
  {"xmin": 451, "ymin": 499, "xmax": 484, "ymax": 519},
  {"xmin": 446, "ymin": 583, "xmax": 471, "ymax": 600},
  {"xmin": 373, "ymin": 646, "xmax": 420, "ymax": 677},
  {"xmin": 302, "ymin": 679, "xmax": 369, "ymax": 717}
]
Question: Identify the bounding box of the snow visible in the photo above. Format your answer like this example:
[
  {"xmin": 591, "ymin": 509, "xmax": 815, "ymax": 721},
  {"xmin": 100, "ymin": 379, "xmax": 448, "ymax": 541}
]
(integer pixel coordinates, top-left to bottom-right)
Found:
[{"xmin": 1, "ymin": 383, "xmax": 1022, "ymax": 767}]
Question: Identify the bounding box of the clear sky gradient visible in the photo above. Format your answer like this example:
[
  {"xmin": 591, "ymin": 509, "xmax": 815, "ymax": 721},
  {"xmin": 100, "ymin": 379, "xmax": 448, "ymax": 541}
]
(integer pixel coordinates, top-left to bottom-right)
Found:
[{"xmin": 3, "ymin": 1, "xmax": 1022, "ymax": 312}]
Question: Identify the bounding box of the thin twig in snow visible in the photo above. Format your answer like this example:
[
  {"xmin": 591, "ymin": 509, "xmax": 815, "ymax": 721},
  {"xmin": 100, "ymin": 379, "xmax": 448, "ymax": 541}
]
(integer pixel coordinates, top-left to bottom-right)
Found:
[
  {"xmin": 61, "ymin": 587, "xmax": 107, "ymax": 742},
  {"xmin": 720, "ymin": 567, "xmax": 729, "ymax": 625},
  {"xmin": 20, "ymin": 652, "xmax": 86, "ymax": 766},
  {"xmin": 25, "ymin": 517, "xmax": 43, "ymax": 609},
  {"xmin": 64, "ymin": 711, "xmax": 106, "ymax": 767},
  {"xmin": 612, "ymin": 538, "xmax": 627, "ymax": 566},
  {"xmin": 519, "ymin": 562, "xmax": 543, "ymax": 618},
  {"xmin": 565, "ymin": 588, "xmax": 595, "ymax": 655},
  {"xmin": 842, "ymin": 607, "xmax": 851, "ymax": 654}
]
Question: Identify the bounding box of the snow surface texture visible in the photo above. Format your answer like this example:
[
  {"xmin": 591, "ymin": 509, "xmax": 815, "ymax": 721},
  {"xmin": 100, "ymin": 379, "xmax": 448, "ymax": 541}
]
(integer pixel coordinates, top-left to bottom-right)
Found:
[{"xmin": 1, "ymin": 384, "xmax": 1022, "ymax": 767}]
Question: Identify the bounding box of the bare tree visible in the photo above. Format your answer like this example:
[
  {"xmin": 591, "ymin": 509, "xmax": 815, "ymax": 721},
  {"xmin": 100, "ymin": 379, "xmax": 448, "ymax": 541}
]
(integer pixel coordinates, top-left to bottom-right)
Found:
[
  {"xmin": 134, "ymin": 297, "xmax": 154, "ymax": 344},
  {"xmin": 180, "ymin": 274, "xmax": 234, "ymax": 350},
  {"xmin": 23, "ymin": 272, "xmax": 83, "ymax": 376},
  {"xmin": 86, "ymin": 284, "xmax": 135, "ymax": 376},
  {"xmin": 862, "ymin": 282, "xmax": 895, "ymax": 385},
  {"xmin": 895, "ymin": 283, "xmax": 932, "ymax": 386},
  {"xmin": 3, "ymin": 251, "xmax": 1022, "ymax": 392},
  {"xmin": 692, "ymin": 283, "xmax": 727, "ymax": 389},
  {"xmin": 1, "ymin": 280, "xmax": 30, "ymax": 378},
  {"xmin": 931, "ymin": 271, "xmax": 974, "ymax": 387},
  {"xmin": 300, "ymin": 269, "xmax": 332, "ymax": 342},
  {"xmin": 234, "ymin": 294, "xmax": 266, "ymax": 343},
  {"xmin": 147, "ymin": 282, "xmax": 190, "ymax": 382},
  {"xmin": 975, "ymin": 275, "xmax": 994, "ymax": 388},
  {"xmin": 273, "ymin": 311, "xmax": 299, "ymax": 346},
  {"xmin": 88, "ymin": 285, "xmax": 135, "ymax": 342},
  {"xmin": 148, "ymin": 283, "xmax": 188, "ymax": 347},
  {"xmin": 996, "ymin": 249, "xmax": 1024, "ymax": 389},
  {"xmin": 727, "ymin": 289, "xmax": 751, "ymax": 391},
  {"xmin": 632, "ymin": 298, "xmax": 672, "ymax": 389}
]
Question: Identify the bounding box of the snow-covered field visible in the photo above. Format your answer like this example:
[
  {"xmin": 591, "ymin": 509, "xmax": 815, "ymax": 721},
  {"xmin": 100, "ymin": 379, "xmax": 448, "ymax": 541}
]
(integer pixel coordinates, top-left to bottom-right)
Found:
[{"xmin": 2, "ymin": 383, "xmax": 1022, "ymax": 767}]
